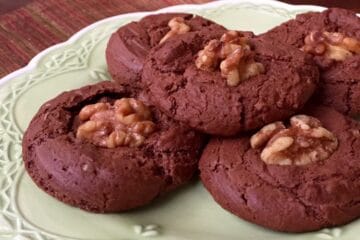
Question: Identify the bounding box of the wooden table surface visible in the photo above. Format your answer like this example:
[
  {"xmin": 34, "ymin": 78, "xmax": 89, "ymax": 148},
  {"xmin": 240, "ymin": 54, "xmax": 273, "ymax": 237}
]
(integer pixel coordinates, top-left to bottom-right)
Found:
[{"xmin": 0, "ymin": 0, "xmax": 358, "ymax": 78}]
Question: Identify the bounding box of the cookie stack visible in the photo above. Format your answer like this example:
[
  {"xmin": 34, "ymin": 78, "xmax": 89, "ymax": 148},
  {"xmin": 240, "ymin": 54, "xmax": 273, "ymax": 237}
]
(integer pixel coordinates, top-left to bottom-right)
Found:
[{"xmin": 22, "ymin": 9, "xmax": 360, "ymax": 233}]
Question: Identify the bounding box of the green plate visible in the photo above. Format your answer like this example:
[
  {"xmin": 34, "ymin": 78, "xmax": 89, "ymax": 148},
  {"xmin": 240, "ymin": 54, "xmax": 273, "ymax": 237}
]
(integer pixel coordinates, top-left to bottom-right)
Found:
[{"xmin": 0, "ymin": 0, "xmax": 359, "ymax": 239}]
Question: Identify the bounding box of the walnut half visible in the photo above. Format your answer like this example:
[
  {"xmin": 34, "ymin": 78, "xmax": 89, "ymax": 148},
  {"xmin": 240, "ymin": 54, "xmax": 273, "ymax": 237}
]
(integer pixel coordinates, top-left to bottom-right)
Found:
[
  {"xmin": 301, "ymin": 31, "xmax": 360, "ymax": 61},
  {"xmin": 159, "ymin": 17, "xmax": 191, "ymax": 44},
  {"xmin": 251, "ymin": 115, "xmax": 338, "ymax": 166},
  {"xmin": 77, "ymin": 98, "xmax": 156, "ymax": 148},
  {"xmin": 195, "ymin": 31, "xmax": 264, "ymax": 87}
]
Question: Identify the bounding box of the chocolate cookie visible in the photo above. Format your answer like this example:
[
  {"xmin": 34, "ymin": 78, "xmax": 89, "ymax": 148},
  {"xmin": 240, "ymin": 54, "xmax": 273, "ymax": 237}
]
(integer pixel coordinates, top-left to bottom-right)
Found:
[
  {"xmin": 106, "ymin": 13, "xmax": 225, "ymax": 91},
  {"xmin": 142, "ymin": 29, "xmax": 319, "ymax": 136},
  {"xmin": 22, "ymin": 81, "xmax": 204, "ymax": 212},
  {"xmin": 260, "ymin": 8, "xmax": 360, "ymax": 116},
  {"xmin": 199, "ymin": 105, "xmax": 360, "ymax": 232}
]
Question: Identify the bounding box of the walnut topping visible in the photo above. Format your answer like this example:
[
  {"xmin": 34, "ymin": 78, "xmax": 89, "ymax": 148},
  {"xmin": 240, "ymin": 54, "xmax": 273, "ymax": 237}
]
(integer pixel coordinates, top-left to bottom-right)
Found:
[
  {"xmin": 301, "ymin": 31, "xmax": 360, "ymax": 61},
  {"xmin": 251, "ymin": 115, "xmax": 338, "ymax": 166},
  {"xmin": 195, "ymin": 31, "xmax": 264, "ymax": 87},
  {"xmin": 250, "ymin": 121, "xmax": 286, "ymax": 149},
  {"xmin": 159, "ymin": 17, "xmax": 191, "ymax": 44},
  {"xmin": 76, "ymin": 98, "xmax": 155, "ymax": 148}
]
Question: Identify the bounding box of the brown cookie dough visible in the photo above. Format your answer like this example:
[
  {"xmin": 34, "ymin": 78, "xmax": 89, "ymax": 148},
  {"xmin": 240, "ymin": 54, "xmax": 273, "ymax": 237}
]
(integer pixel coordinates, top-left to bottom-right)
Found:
[
  {"xmin": 260, "ymin": 8, "xmax": 360, "ymax": 116},
  {"xmin": 106, "ymin": 13, "xmax": 225, "ymax": 91},
  {"xmin": 22, "ymin": 81, "xmax": 204, "ymax": 213},
  {"xmin": 199, "ymin": 105, "xmax": 360, "ymax": 232},
  {"xmin": 142, "ymin": 29, "xmax": 319, "ymax": 136}
]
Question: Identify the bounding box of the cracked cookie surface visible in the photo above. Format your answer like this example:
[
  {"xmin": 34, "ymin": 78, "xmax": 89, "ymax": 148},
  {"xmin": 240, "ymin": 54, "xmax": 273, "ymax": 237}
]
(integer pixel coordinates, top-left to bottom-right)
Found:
[
  {"xmin": 106, "ymin": 13, "xmax": 225, "ymax": 91},
  {"xmin": 199, "ymin": 105, "xmax": 360, "ymax": 232},
  {"xmin": 142, "ymin": 28, "xmax": 319, "ymax": 136},
  {"xmin": 22, "ymin": 81, "xmax": 204, "ymax": 213},
  {"xmin": 259, "ymin": 8, "xmax": 360, "ymax": 116}
]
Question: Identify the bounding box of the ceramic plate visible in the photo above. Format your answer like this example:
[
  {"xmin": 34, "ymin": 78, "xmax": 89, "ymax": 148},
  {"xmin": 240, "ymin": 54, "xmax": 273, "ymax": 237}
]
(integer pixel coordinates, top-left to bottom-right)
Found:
[{"xmin": 0, "ymin": 0, "xmax": 359, "ymax": 239}]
